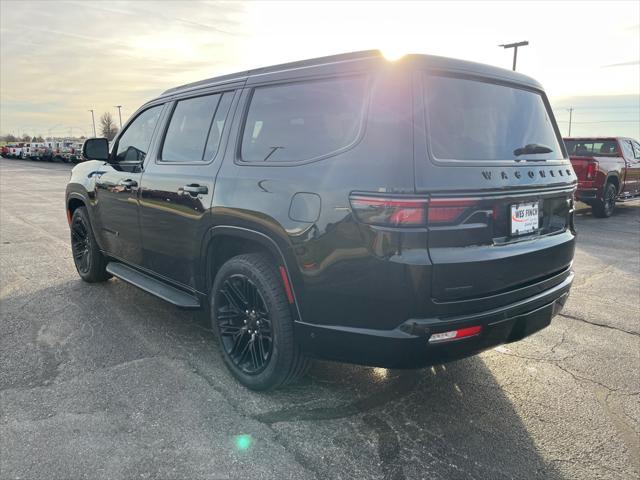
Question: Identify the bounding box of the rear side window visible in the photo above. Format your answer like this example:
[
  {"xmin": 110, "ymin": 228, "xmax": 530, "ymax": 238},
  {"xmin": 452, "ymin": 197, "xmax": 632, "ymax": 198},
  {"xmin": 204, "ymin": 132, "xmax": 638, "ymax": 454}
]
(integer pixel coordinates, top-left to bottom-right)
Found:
[
  {"xmin": 161, "ymin": 92, "xmax": 232, "ymax": 162},
  {"xmin": 565, "ymin": 140, "xmax": 619, "ymax": 156},
  {"xmin": 241, "ymin": 76, "xmax": 367, "ymax": 163},
  {"xmin": 115, "ymin": 105, "xmax": 162, "ymax": 162},
  {"xmin": 424, "ymin": 76, "xmax": 563, "ymax": 162}
]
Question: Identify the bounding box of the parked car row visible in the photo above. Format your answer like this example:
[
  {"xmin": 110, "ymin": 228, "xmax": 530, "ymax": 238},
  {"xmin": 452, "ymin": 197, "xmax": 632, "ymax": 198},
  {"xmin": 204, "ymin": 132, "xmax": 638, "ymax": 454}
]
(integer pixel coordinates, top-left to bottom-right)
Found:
[{"xmin": 1, "ymin": 140, "xmax": 84, "ymax": 163}]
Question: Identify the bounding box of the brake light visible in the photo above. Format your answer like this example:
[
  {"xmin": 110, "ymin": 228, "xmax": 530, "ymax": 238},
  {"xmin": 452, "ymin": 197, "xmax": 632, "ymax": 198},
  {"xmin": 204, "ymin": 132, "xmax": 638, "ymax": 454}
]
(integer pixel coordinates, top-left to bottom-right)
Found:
[
  {"xmin": 349, "ymin": 195, "xmax": 428, "ymax": 227},
  {"xmin": 429, "ymin": 325, "xmax": 482, "ymax": 343},
  {"xmin": 427, "ymin": 198, "xmax": 480, "ymax": 224},
  {"xmin": 585, "ymin": 161, "xmax": 598, "ymax": 180}
]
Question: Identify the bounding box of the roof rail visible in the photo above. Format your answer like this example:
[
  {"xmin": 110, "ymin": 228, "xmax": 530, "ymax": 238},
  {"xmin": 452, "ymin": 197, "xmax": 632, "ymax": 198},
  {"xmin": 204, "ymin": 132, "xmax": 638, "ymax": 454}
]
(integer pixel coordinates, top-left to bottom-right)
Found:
[{"xmin": 161, "ymin": 49, "xmax": 382, "ymax": 96}]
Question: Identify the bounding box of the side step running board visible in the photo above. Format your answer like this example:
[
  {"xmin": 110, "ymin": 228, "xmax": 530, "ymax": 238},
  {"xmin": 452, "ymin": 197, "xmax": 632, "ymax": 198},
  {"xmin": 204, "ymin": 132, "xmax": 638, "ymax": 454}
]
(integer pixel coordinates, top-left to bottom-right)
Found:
[
  {"xmin": 106, "ymin": 262, "xmax": 200, "ymax": 309},
  {"xmin": 617, "ymin": 195, "xmax": 640, "ymax": 203}
]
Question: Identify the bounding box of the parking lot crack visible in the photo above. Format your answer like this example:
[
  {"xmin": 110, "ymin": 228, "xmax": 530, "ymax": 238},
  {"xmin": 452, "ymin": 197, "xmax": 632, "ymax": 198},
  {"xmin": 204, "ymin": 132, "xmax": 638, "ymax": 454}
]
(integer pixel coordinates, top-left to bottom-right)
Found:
[{"xmin": 558, "ymin": 313, "xmax": 640, "ymax": 337}]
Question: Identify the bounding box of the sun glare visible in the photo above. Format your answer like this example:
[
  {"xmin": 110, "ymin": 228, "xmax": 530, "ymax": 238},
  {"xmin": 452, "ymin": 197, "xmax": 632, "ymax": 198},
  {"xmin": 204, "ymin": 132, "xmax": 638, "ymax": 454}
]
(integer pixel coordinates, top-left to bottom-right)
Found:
[{"xmin": 381, "ymin": 47, "xmax": 407, "ymax": 61}]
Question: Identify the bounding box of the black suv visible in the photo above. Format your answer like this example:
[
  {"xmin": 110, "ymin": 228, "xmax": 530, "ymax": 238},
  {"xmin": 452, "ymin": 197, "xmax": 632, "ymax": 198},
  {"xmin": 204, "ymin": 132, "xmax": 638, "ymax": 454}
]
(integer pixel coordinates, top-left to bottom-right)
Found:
[{"xmin": 67, "ymin": 51, "xmax": 576, "ymax": 390}]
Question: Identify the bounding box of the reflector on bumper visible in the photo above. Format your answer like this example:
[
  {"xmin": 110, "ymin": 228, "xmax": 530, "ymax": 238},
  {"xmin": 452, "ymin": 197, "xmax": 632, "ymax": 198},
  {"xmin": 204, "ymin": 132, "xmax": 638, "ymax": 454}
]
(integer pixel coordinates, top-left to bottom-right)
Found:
[{"xmin": 428, "ymin": 325, "xmax": 482, "ymax": 343}]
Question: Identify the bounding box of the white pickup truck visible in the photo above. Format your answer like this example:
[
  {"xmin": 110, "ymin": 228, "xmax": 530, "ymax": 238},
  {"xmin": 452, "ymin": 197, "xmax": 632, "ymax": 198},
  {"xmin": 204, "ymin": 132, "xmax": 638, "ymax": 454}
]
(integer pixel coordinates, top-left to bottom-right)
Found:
[
  {"xmin": 21, "ymin": 143, "xmax": 45, "ymax": 159},
  {"xmin": 7, "ymin": 144, "xmax": 24, "ymax": 158}
]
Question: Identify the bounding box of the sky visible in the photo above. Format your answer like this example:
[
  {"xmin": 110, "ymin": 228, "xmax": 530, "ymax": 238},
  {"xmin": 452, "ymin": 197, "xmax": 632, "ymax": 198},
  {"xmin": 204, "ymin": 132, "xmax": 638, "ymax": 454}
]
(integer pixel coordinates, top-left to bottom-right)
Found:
[{"xmin": 1, "ymin": 0, "xmax": 639, "ymax": 139}]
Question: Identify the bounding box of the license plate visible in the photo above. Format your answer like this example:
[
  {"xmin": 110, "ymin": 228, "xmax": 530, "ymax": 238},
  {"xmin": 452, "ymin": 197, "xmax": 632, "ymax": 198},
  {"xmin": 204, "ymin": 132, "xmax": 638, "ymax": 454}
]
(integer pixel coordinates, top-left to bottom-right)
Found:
[{"xmin": 510, "ymin": 202, "xmax": 539, "ymax": 236}]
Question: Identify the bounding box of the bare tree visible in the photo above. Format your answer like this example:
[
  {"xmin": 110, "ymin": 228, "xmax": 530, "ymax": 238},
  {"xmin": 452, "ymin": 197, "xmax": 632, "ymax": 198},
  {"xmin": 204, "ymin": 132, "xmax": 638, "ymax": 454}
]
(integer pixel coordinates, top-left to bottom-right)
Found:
[{"xmin": 99, "ymin": 112, "xmax": 119, "ymax": 141}]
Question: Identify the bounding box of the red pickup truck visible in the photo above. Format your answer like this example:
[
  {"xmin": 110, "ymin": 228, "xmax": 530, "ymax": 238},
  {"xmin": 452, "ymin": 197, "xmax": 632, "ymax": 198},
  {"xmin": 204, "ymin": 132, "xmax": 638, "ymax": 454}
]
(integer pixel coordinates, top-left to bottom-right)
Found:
[{"xmin": 564, "ymin": 137, "xmax": 640, "ymax": 217}]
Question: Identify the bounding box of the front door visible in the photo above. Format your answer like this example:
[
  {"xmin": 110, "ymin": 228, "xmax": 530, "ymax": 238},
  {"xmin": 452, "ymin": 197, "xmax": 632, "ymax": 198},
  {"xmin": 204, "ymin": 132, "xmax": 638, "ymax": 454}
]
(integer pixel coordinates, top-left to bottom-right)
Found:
[
  {"xmin": 94, "ymin": 104, "xmax": 164, "ymax": 265},
  {"xmin": 139, "ymin": 90, "xmax": 236, "ymax": 289}
]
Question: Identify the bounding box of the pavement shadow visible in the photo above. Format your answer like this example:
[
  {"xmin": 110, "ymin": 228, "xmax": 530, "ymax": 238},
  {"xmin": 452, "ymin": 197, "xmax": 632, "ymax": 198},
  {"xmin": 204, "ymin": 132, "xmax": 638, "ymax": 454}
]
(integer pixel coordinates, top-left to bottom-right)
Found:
[{"xmin": 1, "ymin": 278, "xmax": 564, "ymax": 480}]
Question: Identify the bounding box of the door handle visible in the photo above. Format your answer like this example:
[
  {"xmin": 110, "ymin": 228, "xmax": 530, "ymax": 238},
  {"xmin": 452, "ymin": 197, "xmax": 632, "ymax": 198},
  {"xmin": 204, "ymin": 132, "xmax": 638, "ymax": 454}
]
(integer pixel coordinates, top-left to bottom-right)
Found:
[
  {"xmin": 181, "ymin": 184, "xmax": 208, "ymax": 196},
  {"xmin": 120, "ymin": 179, "xmax": 138, "ymax": 188}
]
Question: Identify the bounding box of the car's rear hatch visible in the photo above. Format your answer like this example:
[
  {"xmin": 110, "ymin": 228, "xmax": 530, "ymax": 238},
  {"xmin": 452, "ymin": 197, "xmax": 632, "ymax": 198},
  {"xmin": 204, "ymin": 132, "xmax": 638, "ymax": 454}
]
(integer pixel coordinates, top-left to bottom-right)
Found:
[{"xmin": 416, "ymin": 72, "xmax": 576, "ymax": 313}]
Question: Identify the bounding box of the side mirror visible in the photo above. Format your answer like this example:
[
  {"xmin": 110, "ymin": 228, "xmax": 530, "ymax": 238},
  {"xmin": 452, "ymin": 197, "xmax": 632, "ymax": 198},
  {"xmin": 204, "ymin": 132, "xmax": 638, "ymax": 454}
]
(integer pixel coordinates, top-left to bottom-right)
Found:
[{"xmin": 82, "ymin": 138, "xmax": 110, "ymax": 161}]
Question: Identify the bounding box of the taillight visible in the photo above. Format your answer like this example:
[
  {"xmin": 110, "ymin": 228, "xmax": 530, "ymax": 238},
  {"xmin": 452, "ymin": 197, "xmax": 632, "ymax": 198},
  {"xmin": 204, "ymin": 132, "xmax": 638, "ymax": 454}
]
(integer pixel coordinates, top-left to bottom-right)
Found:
[
  {"xmin": 585, "ymin": 161, "xmax": 598, "ymax": 180},
  {"xmin": 427, "ymin": 198, "xmax": 481, "ymax": 225},
  {"xmin": 350, "ymin": 195, "xmax": 427, "ymax": 227}
]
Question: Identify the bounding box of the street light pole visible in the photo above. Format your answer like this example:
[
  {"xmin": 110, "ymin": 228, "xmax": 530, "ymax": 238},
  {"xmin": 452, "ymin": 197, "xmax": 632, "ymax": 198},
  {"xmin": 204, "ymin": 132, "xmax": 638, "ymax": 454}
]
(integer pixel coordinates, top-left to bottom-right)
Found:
[
  {"xmin": 499, "ymin": 41, "xmax": 529, "ymax": 71},
  {"xmin": 114, "ymin": 105, "xmax": 123, "ymax": 129},
  {"xmin": 88, "ymin": 109, "xmax": 96, "ymax": 137},
  {"xmin": 567, "ymin": 107, "xmax": 573, "ymax": 136}
]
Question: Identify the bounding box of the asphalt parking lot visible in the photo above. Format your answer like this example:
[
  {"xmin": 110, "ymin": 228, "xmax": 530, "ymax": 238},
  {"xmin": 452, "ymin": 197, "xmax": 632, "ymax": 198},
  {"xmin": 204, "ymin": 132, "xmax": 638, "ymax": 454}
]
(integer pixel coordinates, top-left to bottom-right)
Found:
[{"xmin": 1, "ymin": 158, "xmax": 638, "ymax": 480}]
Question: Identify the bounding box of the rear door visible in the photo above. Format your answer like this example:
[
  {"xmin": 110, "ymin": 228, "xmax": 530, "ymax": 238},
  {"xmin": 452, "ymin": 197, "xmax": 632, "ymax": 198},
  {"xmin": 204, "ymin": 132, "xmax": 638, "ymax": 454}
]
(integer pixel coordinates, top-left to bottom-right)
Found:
[
  {"xmin": 138, "ymin": 88, "xmax": 237, "ymax": 289},
  {"xmin": 416, "ymin": 73, "xmax": 575, "ymax": 304}
]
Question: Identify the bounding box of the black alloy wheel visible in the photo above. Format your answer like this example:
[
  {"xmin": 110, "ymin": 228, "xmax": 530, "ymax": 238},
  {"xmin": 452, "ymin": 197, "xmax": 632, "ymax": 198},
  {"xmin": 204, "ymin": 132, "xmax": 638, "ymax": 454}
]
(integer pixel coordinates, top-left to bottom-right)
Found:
[
  {"xmin": 603, "ymin": 184, "xmax": 616, "ymax": 216},
  {"xmin": 71, "ymin": 213, "xmax": 92, "ymax": 275},
  {"xmin": 593, "ymin": 182, "xmax": 616, "ymax": 218},
  {"xmin": 211, "ymin": 253, "xmax": 309, "ymax": 390},
  {"xmin": 69, "ymin": 207, "xmax": 110, "ymax": 282},
  {"xmin": 215, "ymin": 274, "xmax": 273, "ymax": 375}
]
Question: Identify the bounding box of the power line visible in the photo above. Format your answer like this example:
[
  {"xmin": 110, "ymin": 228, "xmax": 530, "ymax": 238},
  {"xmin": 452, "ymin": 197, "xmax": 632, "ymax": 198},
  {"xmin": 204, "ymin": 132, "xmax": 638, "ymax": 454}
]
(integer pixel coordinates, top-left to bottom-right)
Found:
[
  {"xmin": 555, "ymin": 120, "xmax": 640, "ymax": 124},
  {"xmin": 552, "ymin": 106, "xmax": 639, "ymax": 110}
]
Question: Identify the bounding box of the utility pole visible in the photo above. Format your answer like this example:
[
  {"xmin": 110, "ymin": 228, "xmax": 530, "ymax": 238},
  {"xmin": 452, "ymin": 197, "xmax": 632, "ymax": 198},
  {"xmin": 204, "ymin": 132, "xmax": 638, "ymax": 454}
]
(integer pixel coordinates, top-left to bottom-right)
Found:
[
  {"xmin": 88, "ymin": 109, "xmax": 96, "ymax": 137},
  {"xmin": 499, "ymin": 41, "xmax": 529, "ymax": 71},
  {"xmin": 114, "ymin": 105, "xmax": 123, "ymax": 129},
  {"xmin": 567, "ymin": 107, "xmax": 573, "ymax": 136}
]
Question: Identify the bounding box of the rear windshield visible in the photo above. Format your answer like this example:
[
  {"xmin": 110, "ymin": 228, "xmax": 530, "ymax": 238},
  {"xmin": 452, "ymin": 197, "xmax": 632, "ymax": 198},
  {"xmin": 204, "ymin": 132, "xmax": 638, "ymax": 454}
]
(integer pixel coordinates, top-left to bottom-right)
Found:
[
  {"xmin": 564, "ymin": 140, "xmax": 619, "ymax": 156},
  {"xmin": 424, "ymin": 75, "xmax": 564, "ymax": 162}
]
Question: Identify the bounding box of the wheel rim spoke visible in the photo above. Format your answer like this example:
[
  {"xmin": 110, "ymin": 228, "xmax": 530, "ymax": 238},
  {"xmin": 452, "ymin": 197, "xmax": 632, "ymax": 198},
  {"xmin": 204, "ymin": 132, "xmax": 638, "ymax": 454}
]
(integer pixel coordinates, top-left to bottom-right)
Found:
[
  {"xmin": 249, "ymin": 339, "xmax": 259, "ymax": 370},
  {"xmin": 215, "ymin": 273, "xmax": 273, "ymax": 374}
]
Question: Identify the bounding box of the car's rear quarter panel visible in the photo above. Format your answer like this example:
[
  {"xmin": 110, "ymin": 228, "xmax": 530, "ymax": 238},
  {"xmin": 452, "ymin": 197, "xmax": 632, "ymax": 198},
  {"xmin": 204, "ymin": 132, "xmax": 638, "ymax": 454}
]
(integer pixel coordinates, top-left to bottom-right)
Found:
[{"xmin": 212, "ymin": 61, "xmax": 420, "ymax": 330}]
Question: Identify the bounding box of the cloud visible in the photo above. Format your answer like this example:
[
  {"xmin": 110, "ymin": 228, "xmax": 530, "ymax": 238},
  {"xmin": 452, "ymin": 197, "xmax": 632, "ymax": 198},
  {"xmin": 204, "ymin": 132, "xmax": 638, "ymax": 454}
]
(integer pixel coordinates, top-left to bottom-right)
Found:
[{"xmin": 1, "ymin": 1, "xmax": 639, "ymax": 136}]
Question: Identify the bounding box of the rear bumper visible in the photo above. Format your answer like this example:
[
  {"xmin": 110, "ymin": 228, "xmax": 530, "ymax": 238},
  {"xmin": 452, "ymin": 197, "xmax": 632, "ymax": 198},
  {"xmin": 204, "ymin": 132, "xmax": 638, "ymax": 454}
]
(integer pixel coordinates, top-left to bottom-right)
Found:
[
  {"xmin": 296, "ymin": 271, "xmax": 573, "ymax": 368},
  {"xmin": 575, "ymin": 188, "xmax": 598, "ymax": 202}
]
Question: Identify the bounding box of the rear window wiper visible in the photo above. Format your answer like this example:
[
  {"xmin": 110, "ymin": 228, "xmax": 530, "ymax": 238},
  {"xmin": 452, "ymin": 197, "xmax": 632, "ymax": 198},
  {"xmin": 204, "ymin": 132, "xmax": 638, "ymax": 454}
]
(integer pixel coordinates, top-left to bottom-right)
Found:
[{"xmin": 513, "ymin": 143, "xmax": 553, "ymax": 157}]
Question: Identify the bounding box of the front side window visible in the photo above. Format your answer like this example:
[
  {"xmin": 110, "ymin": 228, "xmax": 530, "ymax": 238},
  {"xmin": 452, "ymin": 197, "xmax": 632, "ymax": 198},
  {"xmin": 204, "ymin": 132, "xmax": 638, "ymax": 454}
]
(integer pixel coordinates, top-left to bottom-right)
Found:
[
  {"xmin": 632, "ymin": 141, "xmax": 640, "ymax": 160},
  {"xmin": 161, "ymin": 92, "xmax": 232, "ymax": 162},
  {"xmin": 424, "ymin": 76, "xmax": 564, "ymax": 162},
  {"xmin": 241, "ymin": 76, "xmax": 367, "ymax": 163},
  {"xmin": 115, "ymin": 105, "xmax": 162, "ymax": 163}
]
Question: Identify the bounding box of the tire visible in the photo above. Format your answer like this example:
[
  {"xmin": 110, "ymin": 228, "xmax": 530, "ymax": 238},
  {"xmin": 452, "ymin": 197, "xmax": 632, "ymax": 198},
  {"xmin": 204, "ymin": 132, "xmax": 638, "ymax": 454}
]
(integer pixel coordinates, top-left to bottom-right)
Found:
[
  {"xmin": 592, "ymin": 182, "xmax": 616, "ymax": 218},
  {"xmin": 70, "ymin": 207, "xmax": 111, "ymax": 282},
  {"xmin": 210, "ymin": 253, "xmax": 309, "ymax": 390}
]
